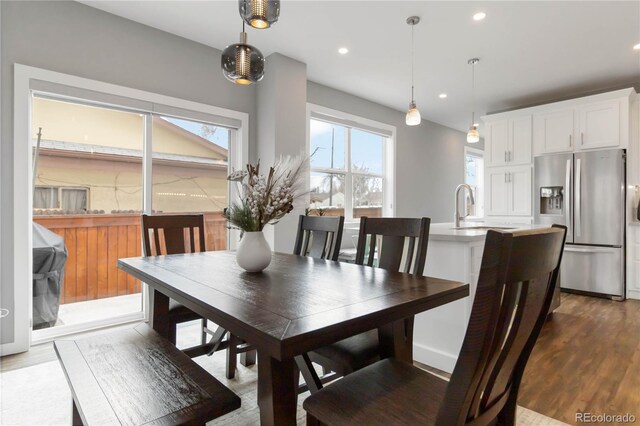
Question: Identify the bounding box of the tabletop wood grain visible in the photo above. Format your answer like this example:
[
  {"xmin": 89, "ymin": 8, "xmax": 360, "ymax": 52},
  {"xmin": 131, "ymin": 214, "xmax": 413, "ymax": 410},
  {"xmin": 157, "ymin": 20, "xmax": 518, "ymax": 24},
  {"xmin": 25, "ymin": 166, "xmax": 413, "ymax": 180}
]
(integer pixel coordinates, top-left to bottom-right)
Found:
[{"xmin": 119, "ymin": 251, "xmax": 468, "ymax": 360}]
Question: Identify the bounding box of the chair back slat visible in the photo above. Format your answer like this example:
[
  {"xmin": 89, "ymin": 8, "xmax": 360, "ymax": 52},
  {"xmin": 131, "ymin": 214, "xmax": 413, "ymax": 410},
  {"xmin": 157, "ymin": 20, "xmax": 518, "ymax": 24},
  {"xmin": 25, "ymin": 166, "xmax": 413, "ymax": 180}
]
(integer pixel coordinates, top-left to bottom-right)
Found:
[
  {"xmin": 355, "ymin": 217, "xmax": 430, "ymax": 275},
  {"xmin": 367, "ymin": 234, "xmax": 377, "ymax": 266},
  {"xmin": 189, "ymin": 227, "xmax": 196, "ymax": 253},
  {"xmin": 437, "ymin": 225, "xmax": 567, "ymax": 426},
  {"xmin": 141, "ymin": 214, "xmax": 206, "ymax": 256},
  {"xmin": 377, "ymin": 235, "xmax": 405, "ymax": 271},
  {"xmin": 293, "ymin": 215, "xmax": 345, "ymax": 261},
  {"xmin": 308, "ymin": 230, "xmax": 329, "ymax": 259},
  {"xmin": 403, "ymin": 237, "xmax": 416, "ymax": 274}
]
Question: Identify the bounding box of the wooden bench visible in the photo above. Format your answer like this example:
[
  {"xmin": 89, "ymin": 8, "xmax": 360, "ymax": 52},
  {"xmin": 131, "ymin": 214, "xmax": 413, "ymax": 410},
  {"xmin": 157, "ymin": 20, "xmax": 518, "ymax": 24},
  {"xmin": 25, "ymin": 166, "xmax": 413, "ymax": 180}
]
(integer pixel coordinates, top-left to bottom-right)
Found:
[{"xmin": 54, "ymin": 324, "xmax": 241, "ymax": 426}]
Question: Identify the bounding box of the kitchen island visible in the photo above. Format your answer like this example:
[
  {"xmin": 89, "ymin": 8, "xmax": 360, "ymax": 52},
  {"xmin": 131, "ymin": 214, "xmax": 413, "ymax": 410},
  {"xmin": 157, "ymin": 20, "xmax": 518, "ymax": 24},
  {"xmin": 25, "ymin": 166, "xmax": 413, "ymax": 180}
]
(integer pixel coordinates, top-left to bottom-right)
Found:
[{"xmin": 414, "ymin": 222, "xmax": 554, "ymax": 372}]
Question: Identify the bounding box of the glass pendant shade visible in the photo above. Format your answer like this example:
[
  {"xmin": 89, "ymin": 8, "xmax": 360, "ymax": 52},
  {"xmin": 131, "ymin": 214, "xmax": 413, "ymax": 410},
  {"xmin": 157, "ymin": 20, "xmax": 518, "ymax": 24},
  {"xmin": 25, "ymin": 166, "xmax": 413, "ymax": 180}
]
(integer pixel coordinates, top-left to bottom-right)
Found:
[
  {"xmin": 239, "ymin": 0, "xmax": 280, "ymax": 29},
  {"xmin": 406, "ymin": 101, "xmax": 421, "ymax": 126},
  {"xmin": 467, "ymin": 125, "xmax": 480, "ymax": 143},
  {"xmin": 221, "ymin": 32, "xmax": 265, "ymax": 85}
]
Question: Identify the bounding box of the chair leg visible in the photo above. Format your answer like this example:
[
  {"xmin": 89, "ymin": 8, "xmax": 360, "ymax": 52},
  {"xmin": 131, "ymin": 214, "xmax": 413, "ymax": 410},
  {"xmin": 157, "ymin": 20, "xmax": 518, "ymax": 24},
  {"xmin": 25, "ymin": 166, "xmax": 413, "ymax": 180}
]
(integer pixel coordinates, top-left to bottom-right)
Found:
[
  {"xmin": 72, "ymin": 401, "xmax": 83, "ymax": 426},
  {"xmin": 306, "ymin": 412, "xmax": 321, "ymax": 426},
  {"xmin": 240, "ymin": 349, "xmax": 256, "ymax": 367},
  {"xmin": 201, "ymin": 319, "xmax": 207, "ymax": 345},
  {"xmin": 497, "ymin": 392, "xmax": 518, "ymax": 426},
  {"xmin": 168, "ymin": 321, "xmax": 177, "ymax": 345},
  {"xmin": 226, "ymin": 333, "xmax": 239, "ymax": 379},
  {"xmin": 295, "ymin": 353, "xmax": 323, "ymax": 394}
]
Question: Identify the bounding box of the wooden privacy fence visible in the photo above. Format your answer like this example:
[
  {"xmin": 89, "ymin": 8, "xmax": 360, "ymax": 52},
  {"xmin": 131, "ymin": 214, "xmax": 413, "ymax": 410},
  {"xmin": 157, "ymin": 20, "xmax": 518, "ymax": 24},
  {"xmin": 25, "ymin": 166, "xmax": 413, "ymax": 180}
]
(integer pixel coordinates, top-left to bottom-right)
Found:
[{"xmin": 34, "ymin": 213, "xmax": 227, "ymax": 305}]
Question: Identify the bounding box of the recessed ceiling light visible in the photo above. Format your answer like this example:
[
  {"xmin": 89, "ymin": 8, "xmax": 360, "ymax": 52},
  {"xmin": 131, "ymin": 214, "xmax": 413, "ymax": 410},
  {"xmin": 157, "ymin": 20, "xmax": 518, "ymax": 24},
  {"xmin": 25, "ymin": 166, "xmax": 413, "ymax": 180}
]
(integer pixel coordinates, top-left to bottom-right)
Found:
[
  {"xmin": 473, "ymin": 12, "xmax": 486, "ymax": 21},
  {"xmin": 634, "ymin": 43, "xmax": 640, "ymax": 50},
  {"xmin": 338, "ymin": 47, "xmax": 349, "ymax": 55},
  {"xmin": 439, "ymin": 93, "xmax": 448, "ymax": 99}
]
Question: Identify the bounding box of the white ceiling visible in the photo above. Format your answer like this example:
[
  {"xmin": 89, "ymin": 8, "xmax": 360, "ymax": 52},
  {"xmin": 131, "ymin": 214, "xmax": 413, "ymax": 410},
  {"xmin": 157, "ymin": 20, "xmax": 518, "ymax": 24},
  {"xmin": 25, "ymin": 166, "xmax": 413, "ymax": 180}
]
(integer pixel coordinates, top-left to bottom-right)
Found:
[{"xmin": 79, "ymin": 1, "xmax": 640, "ymax": 132}]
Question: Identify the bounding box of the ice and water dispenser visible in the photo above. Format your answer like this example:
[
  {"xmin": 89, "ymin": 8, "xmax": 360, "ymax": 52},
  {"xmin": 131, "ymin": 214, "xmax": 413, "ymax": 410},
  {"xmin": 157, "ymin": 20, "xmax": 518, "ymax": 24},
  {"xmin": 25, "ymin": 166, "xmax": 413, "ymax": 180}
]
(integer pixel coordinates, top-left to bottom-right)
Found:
[{"xmin": 539, "ymin": 186, "xmax": 563, "ymax": 215}]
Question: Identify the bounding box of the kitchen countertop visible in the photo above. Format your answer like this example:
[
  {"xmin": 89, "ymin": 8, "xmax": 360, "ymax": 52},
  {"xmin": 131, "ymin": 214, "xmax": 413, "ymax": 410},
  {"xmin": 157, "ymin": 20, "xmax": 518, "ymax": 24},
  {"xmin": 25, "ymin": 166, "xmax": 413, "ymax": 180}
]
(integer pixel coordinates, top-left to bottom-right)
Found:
[{"xmin": 429, "ymin": 222, "xmax": 548, "ymax": 242}]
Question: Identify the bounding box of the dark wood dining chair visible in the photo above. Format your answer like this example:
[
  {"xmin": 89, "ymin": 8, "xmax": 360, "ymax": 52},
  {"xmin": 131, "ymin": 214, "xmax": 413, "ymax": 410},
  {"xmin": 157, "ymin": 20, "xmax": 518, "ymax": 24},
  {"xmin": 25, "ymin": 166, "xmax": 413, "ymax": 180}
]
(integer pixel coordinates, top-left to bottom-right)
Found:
[
  {"xmin": 141, "ymin": 214, "xmax": 255, "ymax": 379},
  {"xmin": 303, "ymin": 225, "xmax": 568, "ymax": 426},
  {"xmin": 298, "ymin": 217, "xmax": 431, "ymax": 393},
  {"xmin": 293, "ymin": 215, "xmax": 345, "ymax": 261}
]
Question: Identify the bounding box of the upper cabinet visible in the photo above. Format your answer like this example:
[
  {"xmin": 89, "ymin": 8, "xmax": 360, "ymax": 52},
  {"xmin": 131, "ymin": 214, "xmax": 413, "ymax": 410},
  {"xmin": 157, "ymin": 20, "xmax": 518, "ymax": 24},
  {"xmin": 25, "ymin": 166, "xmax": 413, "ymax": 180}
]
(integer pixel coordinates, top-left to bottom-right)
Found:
[
  {"xmin": 486, "ymin": 120, "xmax": 509, "ymax": 166},
  {"xmin": 483, "ymin": 88, "xmax": 634, "ymax": 158},
  {"xmin": 578, "ymin": 99, "xmax": 621, "ymax": 150},
  {"xmin": 533, "ymin": 109, "xmax": 574, "ymax": 154},
  {"xmin": 510, "ymin": 116, "xmax": 532, "ymax": 164},
  {"xmin": 485, "ymin": 115, "xmax": 531, "ymax": 167},
  {"xmin": 532, "ymin": 96, "xmax": 628, "ymax": 156}
]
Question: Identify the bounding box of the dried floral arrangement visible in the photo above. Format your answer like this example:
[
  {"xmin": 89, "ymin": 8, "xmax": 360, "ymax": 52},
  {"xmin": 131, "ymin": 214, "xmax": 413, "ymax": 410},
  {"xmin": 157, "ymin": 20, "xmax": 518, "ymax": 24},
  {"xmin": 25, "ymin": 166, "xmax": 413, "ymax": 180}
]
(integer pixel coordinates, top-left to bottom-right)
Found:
[{"xmin": 224, "ymin": 154, "xmax": 309, "ymax": 233}]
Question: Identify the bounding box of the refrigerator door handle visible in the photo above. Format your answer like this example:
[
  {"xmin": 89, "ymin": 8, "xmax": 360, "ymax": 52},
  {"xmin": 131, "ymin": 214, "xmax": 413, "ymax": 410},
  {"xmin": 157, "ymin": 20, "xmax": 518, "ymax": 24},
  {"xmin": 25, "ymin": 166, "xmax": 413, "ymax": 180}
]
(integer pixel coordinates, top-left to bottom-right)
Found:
[
  {"xmin": 565, "ymin": 246, "xmax": 619, "ymax": 254},
  {"xmin": 565, "ymin": 159, "xmax": 571, "ymax": 236},
  {"xmin": 575, "ymin": 158, "xmax": 582, "ymax": 237}
]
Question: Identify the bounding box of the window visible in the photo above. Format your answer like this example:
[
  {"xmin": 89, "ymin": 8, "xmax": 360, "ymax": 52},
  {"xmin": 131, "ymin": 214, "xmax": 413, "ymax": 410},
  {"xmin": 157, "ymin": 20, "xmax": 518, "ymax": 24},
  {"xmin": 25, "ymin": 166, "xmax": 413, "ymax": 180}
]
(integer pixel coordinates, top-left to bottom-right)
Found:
[
  {"xmin": 464, "ymin": 147, "xmax": 484, "ymax": 218},
  {"xmin": 34, "ymin": 186, "xmax": 89, "ymax": 211},
  {"xmin": 309, "ymin": 108, "xmax": 394, "ymax": 220}
]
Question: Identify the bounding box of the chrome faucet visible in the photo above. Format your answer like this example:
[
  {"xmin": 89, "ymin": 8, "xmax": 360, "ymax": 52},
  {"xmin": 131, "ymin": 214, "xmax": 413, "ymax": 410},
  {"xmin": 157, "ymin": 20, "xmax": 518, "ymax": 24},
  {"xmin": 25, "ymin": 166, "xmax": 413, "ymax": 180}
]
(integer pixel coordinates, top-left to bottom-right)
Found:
[{"xmin": 454, "ymin": 184, "xmax": 476, "ymax": 228}]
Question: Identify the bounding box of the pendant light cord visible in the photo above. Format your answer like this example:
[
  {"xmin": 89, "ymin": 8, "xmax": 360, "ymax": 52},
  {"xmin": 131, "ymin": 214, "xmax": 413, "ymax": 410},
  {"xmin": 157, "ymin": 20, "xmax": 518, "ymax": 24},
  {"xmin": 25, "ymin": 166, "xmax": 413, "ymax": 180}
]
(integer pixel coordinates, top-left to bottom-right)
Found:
[
  {"xmin": 471, "ymin": 61, "xmax": 475, "ymax": 124},
  {"xmin": 411, "ymin": 23, "xmax": 415, "ymax": 102}
]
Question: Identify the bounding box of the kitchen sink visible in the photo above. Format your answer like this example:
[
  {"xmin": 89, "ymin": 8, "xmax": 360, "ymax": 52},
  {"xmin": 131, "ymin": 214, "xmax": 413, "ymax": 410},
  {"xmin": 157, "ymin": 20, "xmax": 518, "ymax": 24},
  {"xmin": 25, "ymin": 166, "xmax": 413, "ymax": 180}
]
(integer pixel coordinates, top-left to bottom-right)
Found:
[{"xmin": 450, "ymin": 226, "xmax": 517, "ymax": 230}]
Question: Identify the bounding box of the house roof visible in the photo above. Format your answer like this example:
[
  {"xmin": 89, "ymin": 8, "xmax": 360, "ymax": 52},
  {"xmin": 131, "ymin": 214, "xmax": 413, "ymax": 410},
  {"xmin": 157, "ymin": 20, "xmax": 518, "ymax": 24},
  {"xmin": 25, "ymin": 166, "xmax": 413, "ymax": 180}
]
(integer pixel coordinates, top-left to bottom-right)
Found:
[
  {"xmin": 37, "ymin": 140, "xmax": 228, "ymax": 168},
  {"xmin": 154, "ymin": 116, "xmax": 229, "ymax": 159}
]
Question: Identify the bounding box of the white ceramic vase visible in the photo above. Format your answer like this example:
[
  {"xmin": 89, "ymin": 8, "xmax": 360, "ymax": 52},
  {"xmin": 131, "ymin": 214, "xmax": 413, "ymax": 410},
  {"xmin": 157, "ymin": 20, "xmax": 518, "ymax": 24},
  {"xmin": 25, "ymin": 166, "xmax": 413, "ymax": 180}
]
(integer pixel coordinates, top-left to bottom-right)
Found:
[{"xmin": 236, "ymin": 231, "xmax": 272, "ymax": 273}]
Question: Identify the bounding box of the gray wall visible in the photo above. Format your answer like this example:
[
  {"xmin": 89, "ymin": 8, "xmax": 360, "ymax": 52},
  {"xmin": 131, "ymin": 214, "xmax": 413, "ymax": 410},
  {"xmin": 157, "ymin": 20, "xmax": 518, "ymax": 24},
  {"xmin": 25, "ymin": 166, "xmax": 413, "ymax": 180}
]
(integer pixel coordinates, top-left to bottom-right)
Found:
[
  {"xmin": 256, "ymin": 53, "xmax": 308, "ymax": 252},
  {"xmin": 307, "ymin": 81, "xmax": 482, "ymax": 222},
  {"xmin": 0, "ymin": 1, "xmax": 482, "ymax": 346},
  {"xmin": 0, "ymin": 0, "xmax": 257, "ymax": 344}
]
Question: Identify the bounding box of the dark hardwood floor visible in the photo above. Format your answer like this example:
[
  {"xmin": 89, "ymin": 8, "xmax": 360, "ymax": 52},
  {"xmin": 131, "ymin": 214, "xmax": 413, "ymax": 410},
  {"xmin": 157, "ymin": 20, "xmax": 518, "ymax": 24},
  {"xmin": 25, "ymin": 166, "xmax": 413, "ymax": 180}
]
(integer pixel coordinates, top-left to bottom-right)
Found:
[
  {"xmin": 518, "ymin": 293, "xmax": 640, "ymax": 424},
  {"xmin": 3, "ymin": 294, "xmax": 639, "ymax": 426}
]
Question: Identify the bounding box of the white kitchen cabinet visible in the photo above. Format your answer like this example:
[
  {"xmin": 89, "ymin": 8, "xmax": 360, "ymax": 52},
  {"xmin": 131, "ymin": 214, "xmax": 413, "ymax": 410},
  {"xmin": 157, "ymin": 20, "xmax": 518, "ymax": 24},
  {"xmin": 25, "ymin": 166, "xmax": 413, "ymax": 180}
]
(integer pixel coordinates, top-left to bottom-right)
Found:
[
  {"xmin": 627, "ymin": 225, "xmax": 640, "ymax": 300},
  {"xmin": 509, "ymin": 165, "xmax": 532, "ymax": 215},
  {"xmin": 485, "ymin": 165, "xmax": 531, "ymax": 216},
  {"xmin": 486, "ymin": 168, "xmax": 510, "ymax": 216},
  {"xmin": 533, "ymin": 108, "xmax": 574, "ymax": 155},
  {"xmin": 510, "ymin": 116, "xmax": 532, "ymax": 165},
  {"xmin": 578, "ymin": 99, "xmax": 621, "ymax": 150},
  {"xmin": 485, "ymin": 116, "xmax": 531, "ymax": 167},
  {"xmin": 486, "ymin": 120, "xmax": 509, "ymax": 167}
]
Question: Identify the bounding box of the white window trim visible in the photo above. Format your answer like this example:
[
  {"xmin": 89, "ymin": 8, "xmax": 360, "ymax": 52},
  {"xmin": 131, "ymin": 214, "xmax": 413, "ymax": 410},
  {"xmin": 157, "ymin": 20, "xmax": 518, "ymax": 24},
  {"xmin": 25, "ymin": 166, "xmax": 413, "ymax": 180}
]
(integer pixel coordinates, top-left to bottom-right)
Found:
[
  {"xmin": 11, "ymin": 64, "xmax": 249, "ymax": 352},
  {"xmin": 306, "ymin": 103, "xmax": 396, "ymax": 222},
  {"xmin": 464, "ymin": 146, "xmax": 485, "ymax": 220}
]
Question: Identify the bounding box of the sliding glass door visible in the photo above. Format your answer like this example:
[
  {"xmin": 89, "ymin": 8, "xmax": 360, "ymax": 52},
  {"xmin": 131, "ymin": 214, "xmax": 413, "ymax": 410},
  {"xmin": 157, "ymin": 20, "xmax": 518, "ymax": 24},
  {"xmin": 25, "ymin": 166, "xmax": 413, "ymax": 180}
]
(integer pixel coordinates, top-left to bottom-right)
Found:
[
  {"xmin": 30, "ymin": 97, "xmax": 232, "ymax": 341},
  {"xmin": 151, "ymin": 116, "xmax": 230, "ymax": 251}
]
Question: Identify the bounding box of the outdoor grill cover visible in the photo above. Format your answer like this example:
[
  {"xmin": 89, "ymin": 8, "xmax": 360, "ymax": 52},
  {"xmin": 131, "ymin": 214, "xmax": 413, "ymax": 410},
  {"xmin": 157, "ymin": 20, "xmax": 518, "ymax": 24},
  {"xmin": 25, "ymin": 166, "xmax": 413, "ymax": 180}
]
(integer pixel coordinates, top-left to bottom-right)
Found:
[{"xmin": 32, "ymin": 222, "xmax": 68, "ymax": 329}]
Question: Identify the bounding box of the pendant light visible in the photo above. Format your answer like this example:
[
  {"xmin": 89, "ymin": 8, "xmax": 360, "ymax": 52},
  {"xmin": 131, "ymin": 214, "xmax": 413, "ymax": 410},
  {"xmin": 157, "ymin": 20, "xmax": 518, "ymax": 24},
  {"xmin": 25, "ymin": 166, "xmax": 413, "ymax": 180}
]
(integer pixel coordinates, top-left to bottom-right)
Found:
[
  {"xmin": 467, "ymin": 58, "xmax": 480, "ymax": 143},
  {"xmin": 239, "ymin": 0, "xmax": 280, "ymax": 29},
  {"xmin": 405, "ymin": 16, "xmax": 421, "ymax": 126},
  {"xmin": 221, "ymin": 22, "xmax": 265, "ymax": 85}
]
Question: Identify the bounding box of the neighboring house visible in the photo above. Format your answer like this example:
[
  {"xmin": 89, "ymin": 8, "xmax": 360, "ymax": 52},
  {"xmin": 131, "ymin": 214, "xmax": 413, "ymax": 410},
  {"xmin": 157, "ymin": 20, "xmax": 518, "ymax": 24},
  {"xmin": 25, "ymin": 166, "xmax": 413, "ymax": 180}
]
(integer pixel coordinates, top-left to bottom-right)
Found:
[{"xmin": 32, "ymin": 98, "xmax": 229, "ymax": 214}]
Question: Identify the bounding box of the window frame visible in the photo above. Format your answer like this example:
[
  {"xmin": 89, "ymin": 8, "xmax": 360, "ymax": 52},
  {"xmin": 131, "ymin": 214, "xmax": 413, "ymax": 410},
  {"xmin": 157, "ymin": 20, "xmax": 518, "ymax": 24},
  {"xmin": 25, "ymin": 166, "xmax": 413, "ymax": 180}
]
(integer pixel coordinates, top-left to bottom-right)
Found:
[
  {"xmin": 307, "ymin": 104, "xmax": 395, "ymax": 221},
  {"xmin": 464, "ymin": 146, "xmax": 485, "ymax": 219},
  {"xmin": 12, "ymin": 64, "xmax": 249, "ymax": 351},
  {"xmin": 34, "ymin": 185, "xmax": 90, "ymax": 211}
]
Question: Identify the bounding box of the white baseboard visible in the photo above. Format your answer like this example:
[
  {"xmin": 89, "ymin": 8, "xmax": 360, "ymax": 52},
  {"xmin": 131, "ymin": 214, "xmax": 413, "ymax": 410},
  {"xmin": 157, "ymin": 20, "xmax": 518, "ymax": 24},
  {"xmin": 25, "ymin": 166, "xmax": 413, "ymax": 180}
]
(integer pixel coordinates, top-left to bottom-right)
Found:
[
  {"xmin": 413, "ymin": 342, "xmax": 457, "ymax": 374},
  {"xmin": 626, "ymin": 288, "xmax": 640, "ymax": 300}
]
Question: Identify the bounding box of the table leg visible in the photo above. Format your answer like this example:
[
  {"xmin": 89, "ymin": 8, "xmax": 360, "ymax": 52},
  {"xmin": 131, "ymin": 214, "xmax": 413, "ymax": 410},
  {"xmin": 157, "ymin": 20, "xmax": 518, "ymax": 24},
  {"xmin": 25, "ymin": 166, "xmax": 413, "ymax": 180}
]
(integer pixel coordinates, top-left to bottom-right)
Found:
[
  {"xmin": 149, "ymin": 288, "xmax": 170, "ymax": 339},
  {"xmin": 377, "ymin": 316, "xmax": 415, "ymax": 362},
  {"xmin": 257, "ymin": 352, "xmax": 298, "ymax": 426}
]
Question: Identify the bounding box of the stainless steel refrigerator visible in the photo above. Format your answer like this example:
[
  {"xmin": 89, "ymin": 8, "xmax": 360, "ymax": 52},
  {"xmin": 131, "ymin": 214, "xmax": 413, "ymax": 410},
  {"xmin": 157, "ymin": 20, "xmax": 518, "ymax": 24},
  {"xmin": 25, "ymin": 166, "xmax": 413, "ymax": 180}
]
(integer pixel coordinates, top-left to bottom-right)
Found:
[{"xmin": 534, "ymin": 149, "xmax": 625, "ymax": 300}]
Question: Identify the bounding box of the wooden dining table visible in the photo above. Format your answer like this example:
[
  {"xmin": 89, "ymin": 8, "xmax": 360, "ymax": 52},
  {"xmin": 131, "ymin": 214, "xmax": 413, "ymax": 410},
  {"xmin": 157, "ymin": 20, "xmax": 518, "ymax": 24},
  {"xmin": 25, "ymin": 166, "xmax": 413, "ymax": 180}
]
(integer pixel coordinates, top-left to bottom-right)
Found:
[{"xmin": 118, "ymin": 251, "xmax": 469, "ymax": 426}]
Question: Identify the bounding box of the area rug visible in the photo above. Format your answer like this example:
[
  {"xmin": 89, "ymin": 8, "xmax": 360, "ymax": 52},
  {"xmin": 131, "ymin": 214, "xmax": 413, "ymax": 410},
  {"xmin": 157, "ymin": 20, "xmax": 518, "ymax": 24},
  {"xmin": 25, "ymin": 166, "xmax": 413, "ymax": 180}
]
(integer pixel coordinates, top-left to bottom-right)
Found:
[{"xmin": 0, "ymin": 350, "xmax": 569, "ymax": 426}]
